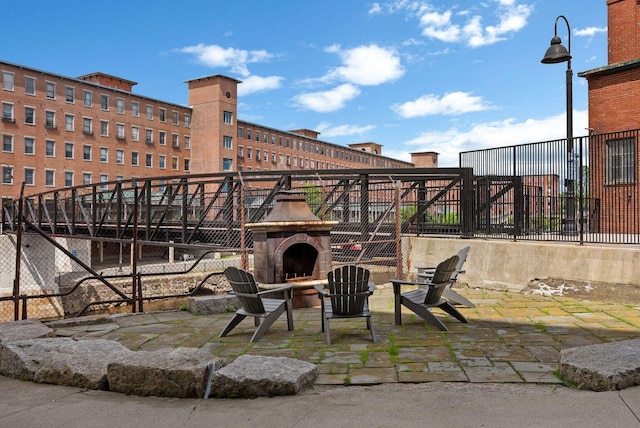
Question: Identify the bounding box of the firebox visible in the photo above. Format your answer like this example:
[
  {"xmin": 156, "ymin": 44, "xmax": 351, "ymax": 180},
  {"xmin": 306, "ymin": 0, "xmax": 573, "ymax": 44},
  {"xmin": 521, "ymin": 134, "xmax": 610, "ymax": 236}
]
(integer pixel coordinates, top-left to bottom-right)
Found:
[{"xmin": 247, "ymin": 191, "xmax": 338, "ymax": 305}]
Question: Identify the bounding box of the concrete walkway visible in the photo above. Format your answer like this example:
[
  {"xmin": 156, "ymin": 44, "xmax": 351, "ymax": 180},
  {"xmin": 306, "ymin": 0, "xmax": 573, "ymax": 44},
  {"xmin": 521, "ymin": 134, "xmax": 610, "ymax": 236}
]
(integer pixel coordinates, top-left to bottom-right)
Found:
[{"xmin": 47, "ymin": 285, "xmax": 640, "ymax": 386}]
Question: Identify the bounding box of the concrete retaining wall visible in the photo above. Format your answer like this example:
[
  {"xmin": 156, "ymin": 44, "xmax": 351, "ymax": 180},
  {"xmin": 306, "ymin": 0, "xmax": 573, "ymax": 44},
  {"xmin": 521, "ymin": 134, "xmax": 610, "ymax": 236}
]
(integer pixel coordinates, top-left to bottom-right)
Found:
[{"xmin": 404, "ymin": 237, "xmax": 640, "ymax": 292}]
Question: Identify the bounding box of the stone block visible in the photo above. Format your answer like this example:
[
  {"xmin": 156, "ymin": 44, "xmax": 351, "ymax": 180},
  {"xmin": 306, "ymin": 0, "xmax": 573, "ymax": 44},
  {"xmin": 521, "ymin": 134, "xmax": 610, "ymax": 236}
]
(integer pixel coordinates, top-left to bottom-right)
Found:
[
  {"xmin": 107, "ymin": 344, "xmax": 224, "ymax": 398},
  {"xmin": 559, "ymin": 338, "xmax": 640, "ymax": 391},
  {"xmin": 188, "ymin": 294, "xmax": 239, "ymax": 315},
  {"xmin": 209, "ymin": 354, "xmax": 317, "ymax": 398}
]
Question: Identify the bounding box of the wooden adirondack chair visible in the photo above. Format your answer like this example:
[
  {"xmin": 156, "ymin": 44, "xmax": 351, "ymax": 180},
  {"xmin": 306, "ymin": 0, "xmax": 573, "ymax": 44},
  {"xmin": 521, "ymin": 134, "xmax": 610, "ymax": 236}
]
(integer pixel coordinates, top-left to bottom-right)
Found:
[
  {"xmin": 391, "ymin": 255, "xmax": 468, "ymax": 331},
  {"xmin": 416, "ymin": 246, "xmax": 475, "ymax": 308},
  {"xmin": 220, "ymin": 267, "xmax": 294, "ymax": 343},
  {"xmin": 314, "ymin": 265, "xmax": 376, "ymax": 345}
]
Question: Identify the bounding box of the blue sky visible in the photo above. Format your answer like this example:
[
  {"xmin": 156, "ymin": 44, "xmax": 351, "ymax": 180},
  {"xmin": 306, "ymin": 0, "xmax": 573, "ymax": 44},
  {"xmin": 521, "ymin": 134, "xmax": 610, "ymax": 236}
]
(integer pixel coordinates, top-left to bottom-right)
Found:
[{"xmin": 2, "ymin": 0, "xmax": 607, "ymax": 166}]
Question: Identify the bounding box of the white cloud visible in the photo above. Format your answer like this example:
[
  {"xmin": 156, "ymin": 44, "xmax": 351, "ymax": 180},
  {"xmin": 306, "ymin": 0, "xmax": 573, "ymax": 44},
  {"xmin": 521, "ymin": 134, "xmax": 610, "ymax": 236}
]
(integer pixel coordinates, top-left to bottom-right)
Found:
[
  {"xmin": 293, "ymin": 84, "xmax": 361, "ymax": 113},
  {"xmin": 325, "ymin": 44, "xmax": 405, "ymax": 86},
  {"xmin": 238, "ymin": 75, "xmax": 284, "ymax": 96},
  {"xmin": 315, "ymin": 121, "xmax": 376, "ymax": 138},
  {"xmin": 178, "ymin": 43, "xmax": 274, "ymax": 77},
  {"xmin": 574, "ymin": 26, "xmax": 607, "ymax": 37},
  {"xmin": 392, "ymin": 92, "xmax": 493, "ymax": 118},
  {"xmin": 391, "ymin": 110, "xmax": 588, "ymax": 167}
]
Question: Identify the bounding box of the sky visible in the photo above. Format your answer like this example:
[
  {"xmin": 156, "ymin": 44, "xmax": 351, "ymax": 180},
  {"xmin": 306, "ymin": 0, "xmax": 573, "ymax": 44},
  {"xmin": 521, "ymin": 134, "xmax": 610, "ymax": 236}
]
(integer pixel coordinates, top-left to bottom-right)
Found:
[{"xmin": 1, "ymin": 0, "xmax": 608, "ymax": 167}]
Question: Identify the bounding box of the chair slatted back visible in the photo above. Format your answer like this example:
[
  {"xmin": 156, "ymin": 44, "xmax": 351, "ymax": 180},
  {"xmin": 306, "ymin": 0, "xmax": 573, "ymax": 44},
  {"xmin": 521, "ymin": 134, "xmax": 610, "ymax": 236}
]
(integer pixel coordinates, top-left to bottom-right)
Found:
[
  {"xmin": 327, "ymin": 265, "xmax": 370, "ymax": 316},
  {"xmin": 224, "ymin": 267, "xmax": 264, "ymax": 314},
  {"xmin": 424, "ymin": 255, "xmax": 459, "ymax": 305},
  {"xmin": 451, "ymin": 246, "xmax": 471, "ymax": 281}
]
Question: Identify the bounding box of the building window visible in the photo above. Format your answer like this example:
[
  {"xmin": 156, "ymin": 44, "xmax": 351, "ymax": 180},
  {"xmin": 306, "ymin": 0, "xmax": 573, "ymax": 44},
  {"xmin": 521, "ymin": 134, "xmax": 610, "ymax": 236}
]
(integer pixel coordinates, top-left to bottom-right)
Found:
[
  {"xmin": 146, "ymin": 105, "xmax": 153, "ymax": 120},
  {"xmin": 83, "ymin": 145, "xmax": 91, "ymax": 161},
  {"xmin": 131, "ymin": 151, "xmax": 139, "ymax": 166},
  {"xmin": 65, "ymin": 114, "xmax": 74, "ymax": 131},
  {"xmin": 256, "ymin": 149, "xmax": 261, "ymax": 161},
  {"xmin": 159, "ymin": 155, "xmax": 166, "ymax": 169},
  {"xmin": 184, "ymin": 158, "xmax": 190, "ymax": 171},
  {"xmin": 184, "ymin": 136, "xmax": 190, "ymax": 149},
  {"xmin": 100, "ymin": 120, "xmax": 109, "ymax": 137},
  {"xmin": 116, "ymin": 149, "xmax": 124, "ymax": 164},
  {"xmin": 2, "ymin": 165, "xmax": 13, "ymax": 184},
  {"xmin": 606, "ymin": 137, "xmax": 637, "ymax": 184},
  {"xmin": 172, "ymin": 111, "xmax": 179, "ymax": 125},
  {"xmin": 116, "ymin": 123, "xmax": 125, "ymax": 139},
  {"xmin": 45, "ymin": 169, "xmax": 55, "ymax": 187},
  {"xmin": 145, "ymin": 153, "xmax": 153, "ymax": 167},
  {"xmin": 279, "ymin": 136, "xmax": 283, "ymax": 146},
  {"xmin": 159, "ymin": 131, "xmax": 166, "ymax": 146},
  {"xmin": 25, "ymin": 107, "xmax": 35, "ymax": 125},
  {"xmin": 256, "ymin": 131, "xmax": 260, "ymax": 142},
  {"xmin": 238, "ymin": 146, "xmax": 244, "ymax": 158},
  {"xmin": 132, "ymin": 101, "xmax": 139, "ymax": 117},
  {"xmin": 264, "ymin": 150, "xmax": 268, "ymax": 161},
  {"xmin": 223, "ymin": 136, "xmax": 233, "ymax": 149},
  {"xmin": 45, "ymin": 111, "xmax": 56, "ymax": 129},
  {"xmin": 45, "ymin": 81, "xmax": 55, "ymax": 99},
  {"xmin": 83, "ymin": 117, "xmax": 93, "ymax": 134},
  {"xmin": 100, "ymin": 147, "xmax": 108, "ymax": 162},
  {"xmin": 172, "ymin": 134, "xmax": 179, "ymax": 147},
  {"xmin": 263, "ymin": 133, "xmax": 268, "ymax": 144},
  {"xmin": 100, "ymin": 174, "xmax": 108, "ymax": 190},
  {"xmin": 65, "ymin": 86, "xmax": 75, "ymax": 103},
  {"xmin": 24, "ymin": 137, "xmax": 35, "ymax": 155},
  {"xmin": 117, "ymin": 98, "xmax": 125, "ymax": 114},
  {"xmin": 25, "ymin": 76, "xmax": 35, "ymax": 95},
  {"xmin": 83, "ymin": 90, "xmax": 92, "ymax": 107},
  {"xmin": 64, "ymin": 171, "xmax": 73, "ymax": 187},
  {"xmin": 83, "ymin": 173, "xmax": 92, "ymax": 185},
  {"xmin": 2, "ymin": 134, "xmax": 13, "ymax": 152},
  {"xmin": 184, "ymin": 114, "xmax": 190, "ymax": 128},
  {"xmin": 159, "ymin": 108, "xmax": 166, "ymax": 122},
  {"xmin": 247, "ymin": 129, "xmax": 252, "ymax": 140},
  {"xmin": 46, "ymin": 140, "xmax": 55, "ymax": 157},
  {"xmin": 24, "ymin": 168, "xmax": 35, "ymax": 186},
  {"xmin": 279, "ymin": 154, "xmax": 284, "ymax": 164},
  {"xmin": 146, "ymin": 129, "xmax": 153, "ymax": 144},
  {"xmin": 172, "ymin": 156, "xmax": 179, "ymax": 170},
  {"xmin": 2, "ymin": 71, "xmax": 14, "ymax": 91},
  {"xmin": 247, "ymin": 147, "xmax": 252, "ymax": 159},
  {"xmin": 101, "ymin": 94, "xmax": 109, "ymax": 110},
  {"xmin": 65, "ymin": 142, "xmax": 74, "ymax": 159},
  {"xmin": 238, "ymin": 127, "xmax": 244, "ymax": 139},
  {"xmin": 222, "ymin": 158, "xmax": 232, "ymax": 171},
  {"xmin": 132, "ymin": 126, "xmax": 139, "ymax": 141},
  {"xmin": 2, "ymin": 102, "xmax": 13, "ymax": 121},
  {"xmin": 223, "ymin": 111, "xmax": 233, "ymax": 124}
]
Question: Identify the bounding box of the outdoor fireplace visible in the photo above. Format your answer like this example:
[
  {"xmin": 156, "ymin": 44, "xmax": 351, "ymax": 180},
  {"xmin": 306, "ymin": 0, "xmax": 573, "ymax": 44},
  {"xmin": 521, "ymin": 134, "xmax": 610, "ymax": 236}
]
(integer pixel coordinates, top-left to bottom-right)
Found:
[{"xmin": 247, "ymin": 191, "xmax": 338, "ymax": 307}]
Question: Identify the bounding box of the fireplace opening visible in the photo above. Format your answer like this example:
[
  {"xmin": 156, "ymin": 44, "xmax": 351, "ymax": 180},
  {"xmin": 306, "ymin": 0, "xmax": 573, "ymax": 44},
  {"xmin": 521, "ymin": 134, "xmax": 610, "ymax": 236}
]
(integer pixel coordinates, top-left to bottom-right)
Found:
[{"xmin": 282, "ymin": 243, "xmax": 318, "ymax": 282}]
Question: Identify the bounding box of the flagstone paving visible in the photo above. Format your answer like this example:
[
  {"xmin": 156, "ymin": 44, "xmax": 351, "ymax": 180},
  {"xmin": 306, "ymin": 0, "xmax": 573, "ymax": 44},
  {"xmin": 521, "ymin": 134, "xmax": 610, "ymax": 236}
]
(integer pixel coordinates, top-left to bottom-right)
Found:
[{"xmin": 49, "ymin": 285, "xmax": 640, "ymax": 386}]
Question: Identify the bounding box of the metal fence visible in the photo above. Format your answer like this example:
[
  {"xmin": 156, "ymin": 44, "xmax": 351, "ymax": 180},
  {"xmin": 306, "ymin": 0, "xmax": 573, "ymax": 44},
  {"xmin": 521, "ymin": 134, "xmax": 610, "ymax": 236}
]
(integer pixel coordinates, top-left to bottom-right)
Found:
[
  {"xmin": 0, "ymin": 168, "xmax": 470, "ymax": 321},
  {"xmin": 460, "ymin": 129, "xmax": 640, "ymax": 244}
]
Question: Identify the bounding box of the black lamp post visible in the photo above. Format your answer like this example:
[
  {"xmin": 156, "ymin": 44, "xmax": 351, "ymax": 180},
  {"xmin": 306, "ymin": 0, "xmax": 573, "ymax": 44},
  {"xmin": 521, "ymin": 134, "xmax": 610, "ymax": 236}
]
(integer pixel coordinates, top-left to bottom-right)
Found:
[{"xmin": 541, "ymin": 15, "xmax": 578, "ymax": 235}]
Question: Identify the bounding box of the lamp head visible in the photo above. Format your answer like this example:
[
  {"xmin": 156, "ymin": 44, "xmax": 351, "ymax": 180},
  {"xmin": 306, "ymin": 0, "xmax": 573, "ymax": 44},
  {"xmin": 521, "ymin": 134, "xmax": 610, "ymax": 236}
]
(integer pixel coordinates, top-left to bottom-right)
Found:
[{"xmin": 541, "ymin": 35, "xmax": 571, "ymax": 64}]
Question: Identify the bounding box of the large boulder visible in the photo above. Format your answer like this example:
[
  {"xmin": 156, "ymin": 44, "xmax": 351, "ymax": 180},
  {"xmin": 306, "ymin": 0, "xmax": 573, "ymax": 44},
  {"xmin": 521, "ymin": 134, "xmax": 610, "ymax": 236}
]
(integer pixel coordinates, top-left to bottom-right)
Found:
[
  {"xmin": 559, "ymin": 339, "xmax": 640, "ymax": 391},
  {"xmin": 0, "ymin": 337, "xmax": 132, "ymax": 390},
  {"xmin": 208, "ymin": 355, "xmax": 317, "ymax": 398},
  {"xmin": 0, "ymin": 319, "xmax": 54, "ymax": 344},
  {"xmin": 107, "ymin": 344, "xmax": 224, "ymax": 398}
]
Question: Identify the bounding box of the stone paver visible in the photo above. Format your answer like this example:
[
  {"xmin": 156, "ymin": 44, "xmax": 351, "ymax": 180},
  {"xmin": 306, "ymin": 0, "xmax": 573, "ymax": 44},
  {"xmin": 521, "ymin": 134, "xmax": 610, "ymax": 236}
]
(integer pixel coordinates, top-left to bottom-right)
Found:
[{"xmin": 44, "ymin": 287, "xmax": 640, "ymax": 387}]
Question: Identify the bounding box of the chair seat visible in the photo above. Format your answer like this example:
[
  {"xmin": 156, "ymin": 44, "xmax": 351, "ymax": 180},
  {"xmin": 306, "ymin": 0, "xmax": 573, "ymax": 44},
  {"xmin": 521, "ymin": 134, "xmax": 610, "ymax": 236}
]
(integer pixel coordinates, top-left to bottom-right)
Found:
[
  {"xmin": 325, "ymin": 301, "xmax": 372, "ymax": 319},
  {"xmin": 401, "ymin": 288, "xmax": 447, "ymax": 308}
]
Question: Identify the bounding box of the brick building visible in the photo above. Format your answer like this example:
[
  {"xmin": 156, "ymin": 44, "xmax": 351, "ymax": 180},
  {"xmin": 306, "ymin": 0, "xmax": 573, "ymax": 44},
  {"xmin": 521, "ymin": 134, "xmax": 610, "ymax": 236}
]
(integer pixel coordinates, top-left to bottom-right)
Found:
[
  {"xmin": 579, "ymin": 0, "xmax": 640, "ymax": 233},
  {"xmin": 1, "ymin": 61, "xmax": 413, "ymax": 201}
]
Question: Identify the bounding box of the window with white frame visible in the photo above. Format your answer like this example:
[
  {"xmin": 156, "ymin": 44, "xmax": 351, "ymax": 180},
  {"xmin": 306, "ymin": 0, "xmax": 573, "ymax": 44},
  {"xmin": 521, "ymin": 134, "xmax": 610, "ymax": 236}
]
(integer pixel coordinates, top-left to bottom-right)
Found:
[
  {"xmin": 100, "ymin": 174, "xmax": 108, "ymax": 190},
  {"xmin": 247, "ymin": 129, "xmax": 252, "ymax": 140},
  {"xmin": 145, "ymin": 153, "xmax": 153, "ymax": 167},
  {"xmin": 46, "ymin": 140, "xmax": 55, "ymax": 157},
  {"xmin": 65, "ymin": 142, "xmax": 74, "ymax": 159},
  {"xmin": 223, "ymin": 111, "xmax": 233, "ymax": 124},
  {"xmin": 131, "ymin": 151, "xmax": 139, "ymax": 166},
  {"xmin": 256, "ymin": 131, "xmax": 260, "ymax": 142},
  {"xmin": 100, "ymin": 120, "xmax": 108, "ymax": 137},
  {"xmin": 159, "ymin": 131, "xmax": 166, "ymax": 145},
  {"xmin": 65, "ymin": 114, "xmax": 74, "ymax": 131},
  {"xmin": 263, "ymin": 132, "xmax": 268, "ymax": 144},
  {"xmin": 247, "ymin": 147, "xmax": 252, "ymax": 159},
  {"xmin": 83, "ymin": 173, "xmax": 92, "ymax": 185},
  {"xmin": 184, "ymin": 136, "xmax": 190, "ymax": 149},
  {"xmin": 146, "ymin": 129, "xmax": 153, "ymax": 144},
  {"xmin": 45, "ymin": 169, "xmax": 55, "ymax": 187},
  {"xmin": 184, "ymin": 158, "xmax": 190, "ymax": 171},
  {"xmin": 606, "ymin": 137, "xmax": 637, "ymax": 184},
  {"xmin": 3, "ymin": 102, "xmax": 14, "ymax": 120},
  {"xmin": 24, "ymin": 137, "xmax": 34, "ymax": 155},
  {"xmin": 238, "ymin": 146, "xmax": 244, "ymax": 158},
  {"xmin": 83, "ymin": 145, "xmax": 91, "ymax": 161},
  {"xmin": 172, "ymin": 111, "xmax": 179, "ymax": 125},
  {"xmin": 24, "ymin": 168, "xmax": 35, "ymax": 186},
  {"xmin": 159, "ymin": 108, "xmax": 166, "ymax": 122},
  {"xmin": 65, "ymin": 86, "xmax": 75, "ymax": 103},
  {"xmin": 172, "ymin": 156, "xmax": 179, "ymax": 170},
  {"xmin": 159, "ymin": 155, "xmax": 166, "ymax": 169},
  {"xmin": 223, "ymin": 136, "xmax": 232, "ymax": 149},
  {"xmin": 83, "ymin": 117, "xmax": 92, "ymax": 134},
  {"xmin": 256, "ymin": 149, "xmax": 261, "ymax": 161},
  {"xmin": 146, "ymin": 105, "xmax": 153, "ymax": 120},
  {"xmin": 64, "ymin": 171, "xmax": 73, "ymax": 187},
  {"xmin": 100, "ymin": 94, "xmax": 109, "ymax": 110},
  {"xmin": 25, "ymin": 76, "xmax": 36, "ymax": 95},
  {"xmin": 116, "ymin": 98, "xmax": 125, "ymax": 114},
  {"xmin": 83, "ymin": 90, "xmax": 92, "ymax": 107},
  {"xmin": 172, "ymin": 134, "xmax": 179, "ymax": 147},
  {"xmin": 222, "ymin": 158, "xmax": 232, "ymax": 171},
  {"xmin": 45, "ymin": 111, "xmax": 56, "ymax": 128},
  {"xmin": 45, "ymin": 81, "xmax": 55, "ymax": 99},
  {"xmin": 132, "ymin": 101, "xmax": 139, "ymax": 117},
  {"xmin": 264, "ymin": 150, "xmax": 268, "ymax": 161},
  {"xmin": 184, "ymin": 114, "xmax": 190, "ymax": 128},
  {"xmin": 238, "ymin": 127, "xmax": 243, "ymax": 139},
  {"xmin": 3, "ymin": 134, "xmax": 13, "ymax": 152},
  {"xmin": 2, "ymin": 71, "xmax": 14, "ymax": 91},
  {"xmin": 2, "ymin": 165, "xmax": 13, "ymax": 184},
  {"xmin": 25, "ymin": 107, "xmax": 35, "ymax": 125},
  {"xmin": 116, "ymin": 123, "xmax": 125, "ymax": 139},
  {"xmin": 116, "ymin": 149, "xmax": 124, "ymax": 164},
  {"xmin": 100, "ymin": 147, "xmax": 108, "ymax": 162},
  {"xmin": 132, "ymin": 126, "xmax": 139, "ymax": 141}
]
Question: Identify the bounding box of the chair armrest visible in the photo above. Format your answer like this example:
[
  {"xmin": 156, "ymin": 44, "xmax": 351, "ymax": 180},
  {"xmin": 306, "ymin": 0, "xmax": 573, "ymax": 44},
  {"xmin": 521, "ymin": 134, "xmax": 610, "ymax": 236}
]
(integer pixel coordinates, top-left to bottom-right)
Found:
[
  {"xmin": 256, "ymin": 283, "xmax": 294, "ymax": 296},
  {"xmin": 368, "ymin": 282, "xmax": 376, "ymax": 293},
  {"xmin": 314, "ymin": 284, "xmax": 328, "ymax": 296},
  {"xmin": 390, "ymin": 279, "xmax": 421, "ymax": 295}
]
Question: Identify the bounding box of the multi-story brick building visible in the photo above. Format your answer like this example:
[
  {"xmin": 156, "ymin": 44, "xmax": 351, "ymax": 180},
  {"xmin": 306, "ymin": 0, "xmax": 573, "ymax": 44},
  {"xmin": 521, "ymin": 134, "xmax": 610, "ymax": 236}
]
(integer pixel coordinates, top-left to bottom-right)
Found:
[
  {"xmin": 1, "ymin": 61, "xmax": 413, "ymax": 201},
  {"xmin": 579, "ymin": 0, "xmax": 640, "ymax": 233}
]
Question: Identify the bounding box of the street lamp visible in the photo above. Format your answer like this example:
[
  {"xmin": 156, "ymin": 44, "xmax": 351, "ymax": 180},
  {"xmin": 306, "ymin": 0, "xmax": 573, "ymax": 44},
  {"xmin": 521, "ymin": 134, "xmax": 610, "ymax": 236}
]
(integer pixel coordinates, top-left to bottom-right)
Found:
[{"xmin": 541, "ymin": 15, "xmax": 578, "ymax": 235}]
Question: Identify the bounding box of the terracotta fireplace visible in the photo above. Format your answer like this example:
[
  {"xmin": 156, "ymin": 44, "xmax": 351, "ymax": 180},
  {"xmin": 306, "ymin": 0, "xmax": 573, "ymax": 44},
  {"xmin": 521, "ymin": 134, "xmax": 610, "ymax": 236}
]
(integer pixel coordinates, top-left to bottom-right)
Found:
[{"xmin": 247, "ymin": 191, "xmax": 338, "ymax": 307}]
